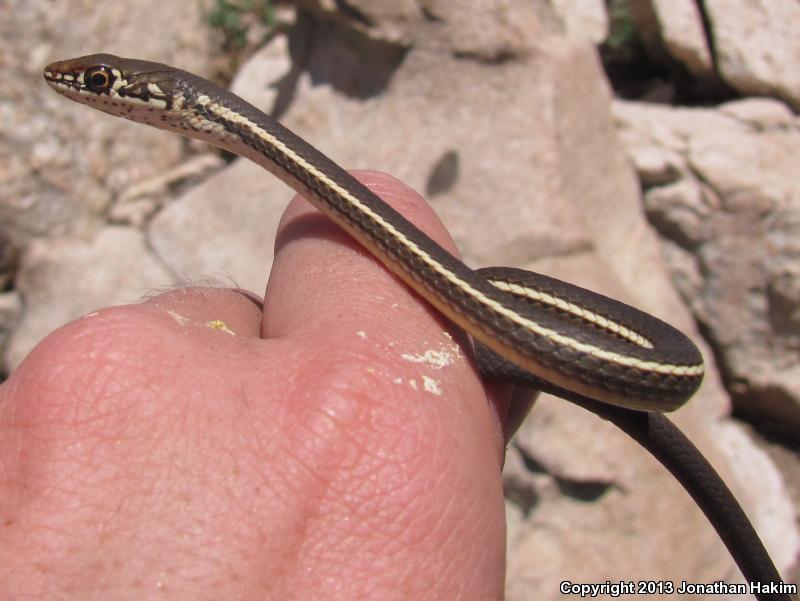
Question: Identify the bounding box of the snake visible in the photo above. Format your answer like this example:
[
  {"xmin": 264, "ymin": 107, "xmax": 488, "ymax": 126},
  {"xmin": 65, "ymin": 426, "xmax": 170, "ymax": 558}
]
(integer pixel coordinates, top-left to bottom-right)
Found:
[{"xmin": 43, "ymin": 54, "xmax": 790, "ymax": 599}]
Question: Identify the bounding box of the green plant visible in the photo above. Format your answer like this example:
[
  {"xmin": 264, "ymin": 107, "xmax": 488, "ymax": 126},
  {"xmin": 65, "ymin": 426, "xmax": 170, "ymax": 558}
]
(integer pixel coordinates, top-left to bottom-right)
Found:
[
  {"xmin": 207, "ymin": 0, "xmax": 276, "ymax": 50},
  {"xmin": 605, "ymin": 0, "xmax": 639, "ymax": 53}
]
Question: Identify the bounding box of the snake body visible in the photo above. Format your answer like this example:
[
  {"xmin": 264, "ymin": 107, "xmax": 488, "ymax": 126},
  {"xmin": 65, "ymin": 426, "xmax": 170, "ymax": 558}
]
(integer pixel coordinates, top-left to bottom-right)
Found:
[{"xmin": 44, "ymin": 54, "xmax": 790, "ymax": 599}]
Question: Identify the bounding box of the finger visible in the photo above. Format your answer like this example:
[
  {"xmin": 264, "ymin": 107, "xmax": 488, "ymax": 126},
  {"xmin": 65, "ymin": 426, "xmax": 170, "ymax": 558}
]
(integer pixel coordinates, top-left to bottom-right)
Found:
[
  {"xmin": 262, "ymin": 171, "xmax": 461, "ymax": 339},
  {"xmin": 139, "ymin": 285, "xmax": 264, "ymax": 340},
  {"xmin": 262, "ymin": 170, "xmax": 510, "ymax": 456}
]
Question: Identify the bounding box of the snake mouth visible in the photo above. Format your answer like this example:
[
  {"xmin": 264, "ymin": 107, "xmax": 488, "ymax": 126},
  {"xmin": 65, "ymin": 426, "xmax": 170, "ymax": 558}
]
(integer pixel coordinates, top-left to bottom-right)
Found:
[
  {"xmin": 43, "ymin": 67, "xmax": 83, "ymax": 92},
  {"xmin": 43, "ymin": 55, "xmax": 176, "ymax": 117}
]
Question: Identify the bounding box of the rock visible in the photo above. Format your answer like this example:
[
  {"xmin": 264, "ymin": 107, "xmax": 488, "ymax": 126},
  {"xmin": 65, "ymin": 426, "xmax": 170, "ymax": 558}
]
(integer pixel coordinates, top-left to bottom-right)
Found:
[
  {"xmin": 623, "ymin": 145, "xmax": 685, "ymax": 187},
  {"xmin": 628, "ymin": 0, "xmax": 800, "ymax": 109},
  {"xmin": 293, "ymin": 0, "xmax": 542, "ymax": 60},
  {"xmin": 688, "ymin": 123, "xmax": 798, "ymax": 209},
  {"xmin": 706, "ymin": 0, "xmax": 800, "ymax": 110},
  {"xmin": 615, "ymin": 98, "xmax": 800, "ymax": 436},
  {"xmin": 719, "ymin": 97, "xmax": 797, "ymax": 127},
  {"xmin": 512, "ymin": 389, "xmax": 624, "ymax": 485},
  {"xmin": 628, "ymin": 0, "xmax": 714, "ymax": 78},
  {"xmin": 643, "ymin": 177, "xmax": 717, "ymax": 248},
  {"xmin": 420, "ymin": 0, "xmax": 544, "ymax": 60},
  {"xmin": 109, "ymin": 154, "xmax": 226, "ymax": 227},
  {"xmin": 147, "ymin": 158, "xmax": 289, "ymax": 296},
  {"xmin": 0, "ymin": 292, "xmax": 22, "ymax": 376},
  {"xmin": 551, "ymin": 0, "xmax": 608, "ymax": 44},
  {"xmin": 1, "ymin": 0, "xmax": 217, "ymax": 366},
  {"xmin": 714, "ymin": 421, "xmax": 799, "ymax": 566},
  {"xmin": 0, "ymin": 0, "xmax": 216, "ymax": 248},
  {"xmin": 289, "ymin": 0, "xmax": 422, "ymax": 44},
  {"xmin": 4, "ymin": 227, "xmax": 172, "ymax": 371},
  {"xmin": 229, "ymin": 35, "xmax": 293, "ymax": 110}
]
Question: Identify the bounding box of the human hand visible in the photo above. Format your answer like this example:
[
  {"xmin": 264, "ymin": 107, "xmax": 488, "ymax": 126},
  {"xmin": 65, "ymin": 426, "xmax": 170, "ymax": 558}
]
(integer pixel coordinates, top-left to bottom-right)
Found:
[{"xmin": 0, "ymin": 172, "xmax": 529, "ymax": 600}]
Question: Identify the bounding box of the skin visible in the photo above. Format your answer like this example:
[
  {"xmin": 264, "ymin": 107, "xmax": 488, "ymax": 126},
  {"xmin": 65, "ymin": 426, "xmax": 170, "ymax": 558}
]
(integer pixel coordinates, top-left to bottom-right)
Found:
[{"xmin": 0, "ymin": 172, "xmax": 531, "ymax": 600}]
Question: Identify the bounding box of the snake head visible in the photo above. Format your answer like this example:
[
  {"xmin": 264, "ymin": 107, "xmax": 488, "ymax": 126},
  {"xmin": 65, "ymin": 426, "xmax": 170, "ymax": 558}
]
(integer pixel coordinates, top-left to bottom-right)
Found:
[
  {"xmin": 43, "ymin": 53, "xmax": 179, "ymax": 118},
  {"xmin": 43, "ymin": 53, "xmax": 242, "ymax": 146}
]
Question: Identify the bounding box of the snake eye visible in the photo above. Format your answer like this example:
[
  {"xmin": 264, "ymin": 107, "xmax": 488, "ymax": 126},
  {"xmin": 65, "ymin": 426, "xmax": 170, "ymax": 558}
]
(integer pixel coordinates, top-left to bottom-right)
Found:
[{"xmin": 85, "ymin": 66, "xmax": 114, "ymax": 93}]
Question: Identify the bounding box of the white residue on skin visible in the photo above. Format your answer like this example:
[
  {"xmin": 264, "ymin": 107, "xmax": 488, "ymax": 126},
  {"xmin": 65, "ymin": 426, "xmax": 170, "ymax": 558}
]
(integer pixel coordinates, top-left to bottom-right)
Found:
[
  {"xmin": 167, "ymin": 310, "xmax": 188, "ymax": 326},
  {"xmin": 401, "ymin": 349, "xmax": 456, "ymax": 369},
  {"xmin": 422, "ymin": 375, "xmax": 442, "ymax": 396},
  {"xmin": 391, "ymin": 375, "xmax": 441, "ymax": 396},
  {"xmin": 356, "ymin": 330, "xmax": 368, "ymax": 340}
]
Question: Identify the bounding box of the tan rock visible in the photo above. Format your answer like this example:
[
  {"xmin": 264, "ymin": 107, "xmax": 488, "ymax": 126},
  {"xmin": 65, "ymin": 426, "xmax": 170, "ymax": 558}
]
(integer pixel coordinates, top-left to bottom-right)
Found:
[
  {"xmin": 0, "ymin": 292, "xmax": 22, "ymax": 372},
  {"xmin": 616, "ymin": 98, "xmax": 800, "ymax": 432},
  {"xmin": 551, "ymin": 0, "xmax": 609, "ymax": 43},
  {"xmin": 292, "ymin": 0, "xmax": 542, "ymax": 59},
  {"xmin": 719, "ymin": 97, "xmax": 797, "ymax": 128},
  {"xmin": 290, "ymin": 0, "xmax": 422, "ymax": 44},
  {"xmin": 628, "ymin": 0, "xmax": 714, "ymax": 78},
  {"xmin": 715, "ymin": 421, "xmax": 799, "ymax": 567},
  {"xmin": 643, "ymin": 177, "xmax": 717, "ymax": 247},
  {"xmin": 705, "ymin": 0, "xmax": 800, "ymax": 110},
  {"xmin": 624, "ymin": 145, "xmax": 685, "ymax": 187},
  {"xmin": 148, "ymin": 158, "xmax": 289, "ymax": 296},
  {"xmin": 0, "ymin": 0, "xmax": 215, "ymax": 247},
  {"xmin": 4, "ymin": 227, "xmax": 172, "ymax": 371},
  {"xmin": 1, "ymin": 0, "xmax": 216, "ymax": 366}
]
